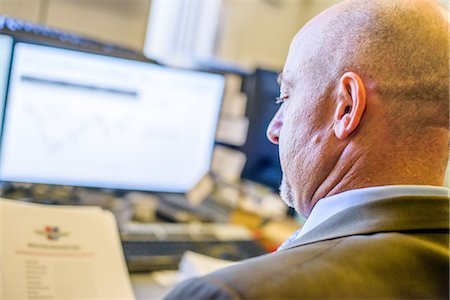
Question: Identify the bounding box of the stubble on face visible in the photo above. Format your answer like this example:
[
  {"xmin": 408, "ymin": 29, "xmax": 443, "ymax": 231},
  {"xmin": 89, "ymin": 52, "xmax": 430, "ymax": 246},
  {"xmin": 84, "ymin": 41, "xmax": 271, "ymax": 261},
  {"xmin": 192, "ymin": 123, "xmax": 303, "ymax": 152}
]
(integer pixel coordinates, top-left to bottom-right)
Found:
[{"xmin": 279, "ymin": 175, "xmax": 295, "ymax": 209}]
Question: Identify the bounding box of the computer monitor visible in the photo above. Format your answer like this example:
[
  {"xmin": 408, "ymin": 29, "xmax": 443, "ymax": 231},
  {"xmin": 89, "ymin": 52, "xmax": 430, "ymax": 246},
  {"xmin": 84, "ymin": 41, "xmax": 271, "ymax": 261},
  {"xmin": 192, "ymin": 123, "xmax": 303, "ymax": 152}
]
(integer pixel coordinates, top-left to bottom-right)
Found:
[
  {"xmin": 0, "ymin": 34, "xmax": 13, "ymax": 133},
  {"xmin": 0, "ymin": 42, "xmax": 225, "ymax": 193},
  {"xmin": 240, "ymin": 68, "xmax": 282, "ymax": 191}
]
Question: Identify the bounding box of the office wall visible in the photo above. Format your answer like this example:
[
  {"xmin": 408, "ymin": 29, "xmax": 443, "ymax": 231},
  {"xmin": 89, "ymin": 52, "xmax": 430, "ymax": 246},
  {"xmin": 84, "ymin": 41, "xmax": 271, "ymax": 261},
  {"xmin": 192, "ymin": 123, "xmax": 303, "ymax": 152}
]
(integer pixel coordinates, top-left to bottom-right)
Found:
[
  {"xmin": 0, "ymin": 0, "xmax": 41, "ymax": 21},
  {"xmin": 0, "ymin": 0, "xmax": 151, "ymax": 50},
  {"xmin": 217, "ymin": 0, "xmax": 341, "ymax": 69}
]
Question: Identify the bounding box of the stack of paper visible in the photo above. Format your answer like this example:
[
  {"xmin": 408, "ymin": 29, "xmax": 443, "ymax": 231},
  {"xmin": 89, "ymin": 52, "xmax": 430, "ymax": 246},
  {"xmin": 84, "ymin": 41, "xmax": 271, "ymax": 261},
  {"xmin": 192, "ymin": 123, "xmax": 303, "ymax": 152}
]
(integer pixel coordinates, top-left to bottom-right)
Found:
[
  {"xmin": 150, "ymin": 251, "xmax": 237, "ymax": 290},
  {"xmin": 178, "ymin": 251, "xmax": 236, "ymax": 283},
  {"xmin": 0, "ymin": 199, "xmax": 134, "ymax": 300}
]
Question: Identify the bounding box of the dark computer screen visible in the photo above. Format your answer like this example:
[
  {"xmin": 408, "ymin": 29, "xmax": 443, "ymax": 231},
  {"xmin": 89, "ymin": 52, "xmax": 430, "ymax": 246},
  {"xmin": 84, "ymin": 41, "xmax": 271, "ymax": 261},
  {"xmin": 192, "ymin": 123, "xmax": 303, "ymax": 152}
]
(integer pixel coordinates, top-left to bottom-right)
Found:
[
  {"xmin": 0, "ymin": 42, "xmax": 225, "ymax": 193},
  {"xmin": 240, "ymin": 68, "xmax": 282, "ymax": 191}
]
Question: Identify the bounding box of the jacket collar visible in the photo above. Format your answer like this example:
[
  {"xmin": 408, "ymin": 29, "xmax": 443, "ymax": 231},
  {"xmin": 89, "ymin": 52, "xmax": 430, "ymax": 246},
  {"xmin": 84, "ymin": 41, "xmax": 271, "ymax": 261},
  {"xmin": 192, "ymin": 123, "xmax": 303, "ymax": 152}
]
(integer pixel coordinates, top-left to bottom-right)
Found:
[{"xmin": 283, "ymin": 196, "xmax": 449, "ymax": 251}]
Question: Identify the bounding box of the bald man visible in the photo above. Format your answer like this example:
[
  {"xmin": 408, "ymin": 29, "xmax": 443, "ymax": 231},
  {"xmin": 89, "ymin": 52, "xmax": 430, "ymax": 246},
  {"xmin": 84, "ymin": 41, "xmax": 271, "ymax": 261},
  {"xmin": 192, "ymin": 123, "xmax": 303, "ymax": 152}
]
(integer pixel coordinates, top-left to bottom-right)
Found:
[{"xmin": 164, "ymin": 0, "xmax": 449, "ymax": 299}]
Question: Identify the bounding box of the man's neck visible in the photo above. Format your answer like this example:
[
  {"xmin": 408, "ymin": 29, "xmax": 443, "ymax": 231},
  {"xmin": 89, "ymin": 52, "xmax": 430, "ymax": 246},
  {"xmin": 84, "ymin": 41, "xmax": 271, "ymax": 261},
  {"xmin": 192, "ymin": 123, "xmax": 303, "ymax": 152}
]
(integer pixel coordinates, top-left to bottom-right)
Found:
[{"xmin": 309, "ymin": 134, "xmax": 448, "ymax": 214}]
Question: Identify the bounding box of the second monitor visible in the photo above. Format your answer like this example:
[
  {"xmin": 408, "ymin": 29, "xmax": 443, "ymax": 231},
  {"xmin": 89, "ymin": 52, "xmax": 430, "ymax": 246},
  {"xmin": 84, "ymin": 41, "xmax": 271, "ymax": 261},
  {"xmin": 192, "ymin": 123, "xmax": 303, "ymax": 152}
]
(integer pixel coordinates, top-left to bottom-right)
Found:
[{"xmin": 240, "ymin": 68, "xmax": 282, "ymax": 191}]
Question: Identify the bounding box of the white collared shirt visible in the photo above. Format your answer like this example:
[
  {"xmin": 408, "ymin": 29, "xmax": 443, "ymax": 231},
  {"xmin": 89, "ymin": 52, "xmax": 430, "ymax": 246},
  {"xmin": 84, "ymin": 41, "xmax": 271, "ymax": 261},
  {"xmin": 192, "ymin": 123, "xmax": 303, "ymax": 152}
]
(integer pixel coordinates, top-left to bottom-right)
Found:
[{"xmin": 278, "ymin": 185, "xmax": 449, "ymax": 250}]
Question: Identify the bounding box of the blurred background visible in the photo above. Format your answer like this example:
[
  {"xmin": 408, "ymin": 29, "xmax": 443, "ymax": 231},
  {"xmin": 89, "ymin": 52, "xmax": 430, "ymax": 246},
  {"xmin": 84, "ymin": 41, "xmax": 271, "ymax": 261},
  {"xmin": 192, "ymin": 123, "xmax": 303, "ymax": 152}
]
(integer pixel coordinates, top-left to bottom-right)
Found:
[
  {"xmin": 0, "ymin": 0, "xmax": 351, "ymax": 69},
  {"xmin": 4, "ymin": 0, "xmax": 448, "ymax": 69}
]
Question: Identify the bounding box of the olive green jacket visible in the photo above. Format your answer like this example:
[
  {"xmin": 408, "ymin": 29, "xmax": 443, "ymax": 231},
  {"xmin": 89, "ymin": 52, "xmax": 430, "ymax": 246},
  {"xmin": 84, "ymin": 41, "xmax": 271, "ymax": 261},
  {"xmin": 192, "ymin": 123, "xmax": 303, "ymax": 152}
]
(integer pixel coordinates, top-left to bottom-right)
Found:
[{"xmin": 164, "ymin": 196, "xmax": 449, "ymax": 299}]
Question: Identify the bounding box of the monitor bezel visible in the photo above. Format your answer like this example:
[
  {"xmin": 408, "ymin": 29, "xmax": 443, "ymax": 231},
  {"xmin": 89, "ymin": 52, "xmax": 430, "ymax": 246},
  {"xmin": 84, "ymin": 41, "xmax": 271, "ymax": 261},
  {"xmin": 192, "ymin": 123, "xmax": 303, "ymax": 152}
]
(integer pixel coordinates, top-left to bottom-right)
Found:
[{"xmin": 0, "ymin": 36, "xmax": 226, "ymax": 194}]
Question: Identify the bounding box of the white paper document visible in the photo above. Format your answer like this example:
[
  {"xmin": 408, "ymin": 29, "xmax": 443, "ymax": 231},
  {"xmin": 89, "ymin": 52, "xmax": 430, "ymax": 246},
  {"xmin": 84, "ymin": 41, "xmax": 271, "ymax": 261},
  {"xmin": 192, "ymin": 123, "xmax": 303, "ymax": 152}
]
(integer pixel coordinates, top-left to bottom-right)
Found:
[
  {"xmin": 0, "ymin": 199, "xmax": 135, "ymax": 300},
  {"xmin": 150, "ymin": 251, "xmax": 237, "ymax": 288},
  {"xmin": 178, "ymin": 251, "xmax": 236, "ymax": 283}
]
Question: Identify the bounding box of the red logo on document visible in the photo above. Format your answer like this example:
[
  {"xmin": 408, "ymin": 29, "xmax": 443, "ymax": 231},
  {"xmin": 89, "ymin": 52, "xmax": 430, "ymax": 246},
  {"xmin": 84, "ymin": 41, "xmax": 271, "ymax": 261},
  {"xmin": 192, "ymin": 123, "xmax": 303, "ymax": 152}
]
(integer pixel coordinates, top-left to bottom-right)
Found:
[{"xmin": 35, "ymin": 226, "xmax": 69, "ymax": 241}]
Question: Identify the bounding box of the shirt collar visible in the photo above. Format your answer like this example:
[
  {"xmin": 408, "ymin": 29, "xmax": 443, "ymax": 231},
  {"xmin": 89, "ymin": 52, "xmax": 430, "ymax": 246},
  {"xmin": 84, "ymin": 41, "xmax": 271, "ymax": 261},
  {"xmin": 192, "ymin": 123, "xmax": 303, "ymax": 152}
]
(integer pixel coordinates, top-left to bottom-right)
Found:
[
  {"xmin": 298, "ymin": 185, "xmax": 449, "ymax": 239},
  {"xmin": 277, "ymin": 185, "xmax": 449, "ymax": 251}
]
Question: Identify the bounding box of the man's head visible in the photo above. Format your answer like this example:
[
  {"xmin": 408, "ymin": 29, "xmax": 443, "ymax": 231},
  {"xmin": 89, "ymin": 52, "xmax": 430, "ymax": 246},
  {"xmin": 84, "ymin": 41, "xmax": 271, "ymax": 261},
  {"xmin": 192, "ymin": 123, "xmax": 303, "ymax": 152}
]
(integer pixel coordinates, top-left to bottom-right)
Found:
[{"xmin": 267, "ymin": 0, "xmax": 449, "ymax": 217}]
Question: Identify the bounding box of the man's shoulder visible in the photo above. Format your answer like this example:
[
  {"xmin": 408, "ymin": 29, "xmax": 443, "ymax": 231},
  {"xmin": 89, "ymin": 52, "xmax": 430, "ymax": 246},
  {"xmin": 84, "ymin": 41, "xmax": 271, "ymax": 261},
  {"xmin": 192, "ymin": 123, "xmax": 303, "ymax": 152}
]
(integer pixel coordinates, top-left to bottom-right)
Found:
[
  {"xmin": 165, "ymin": 231, "xmax": 449, "ymax": 299},
  {"xmin": 165, "ymin": 238, "xmax": 343, "ymax": 300}
]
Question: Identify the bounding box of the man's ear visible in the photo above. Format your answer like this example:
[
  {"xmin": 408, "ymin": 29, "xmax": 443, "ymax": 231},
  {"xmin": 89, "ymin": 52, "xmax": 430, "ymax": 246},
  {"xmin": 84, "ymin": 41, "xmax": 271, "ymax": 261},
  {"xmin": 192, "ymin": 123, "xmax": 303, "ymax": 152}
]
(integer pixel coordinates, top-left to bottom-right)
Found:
[{"xmin": 334, "ymin": 72, "xmax": 366, "ymax": 140}]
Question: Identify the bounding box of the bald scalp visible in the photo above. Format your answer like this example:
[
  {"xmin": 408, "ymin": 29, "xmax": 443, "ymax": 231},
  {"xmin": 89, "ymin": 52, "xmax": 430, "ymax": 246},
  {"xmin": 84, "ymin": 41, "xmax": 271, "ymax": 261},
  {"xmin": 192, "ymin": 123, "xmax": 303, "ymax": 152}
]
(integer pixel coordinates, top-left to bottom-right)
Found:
[{"xmin": 308, "ymin": 0, "xmax": 449, "ymax": 129}]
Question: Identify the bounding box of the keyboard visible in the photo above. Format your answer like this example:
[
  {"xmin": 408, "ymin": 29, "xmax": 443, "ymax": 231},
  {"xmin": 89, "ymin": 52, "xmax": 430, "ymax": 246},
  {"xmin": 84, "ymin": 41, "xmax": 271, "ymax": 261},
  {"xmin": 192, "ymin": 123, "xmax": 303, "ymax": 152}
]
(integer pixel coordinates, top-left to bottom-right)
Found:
[{"xmin": 120, "ymin": 223, "xmax": 268, "ymax": 272}]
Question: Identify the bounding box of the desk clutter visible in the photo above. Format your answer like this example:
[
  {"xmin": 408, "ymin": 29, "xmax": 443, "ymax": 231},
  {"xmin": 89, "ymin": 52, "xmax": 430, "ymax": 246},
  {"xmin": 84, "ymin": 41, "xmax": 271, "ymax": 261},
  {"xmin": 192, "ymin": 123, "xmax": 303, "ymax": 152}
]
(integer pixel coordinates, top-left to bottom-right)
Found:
[
  {"xmin": 2, "ymin": 198, "xmax": 251, "ymax": 299},
  {"xmin": 0, "ymin": 182, "xmax": 298, "ymax": 299}
]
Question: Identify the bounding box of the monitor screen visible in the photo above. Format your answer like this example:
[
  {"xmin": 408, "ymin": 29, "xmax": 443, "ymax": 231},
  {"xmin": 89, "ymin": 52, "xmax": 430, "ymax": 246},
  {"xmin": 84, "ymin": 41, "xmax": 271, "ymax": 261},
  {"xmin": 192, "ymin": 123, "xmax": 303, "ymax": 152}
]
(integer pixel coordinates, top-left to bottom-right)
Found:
[
  {"xmin": 240, "ymin": 68, "xmax": 282, "ymax": 191},
  {"xmin": 0, "ymin": 42, "xmax": 224, "ymax": 193},
  {"xmin": 0, "ymin": 34, "xmax": 13, "ymax": 132}
]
